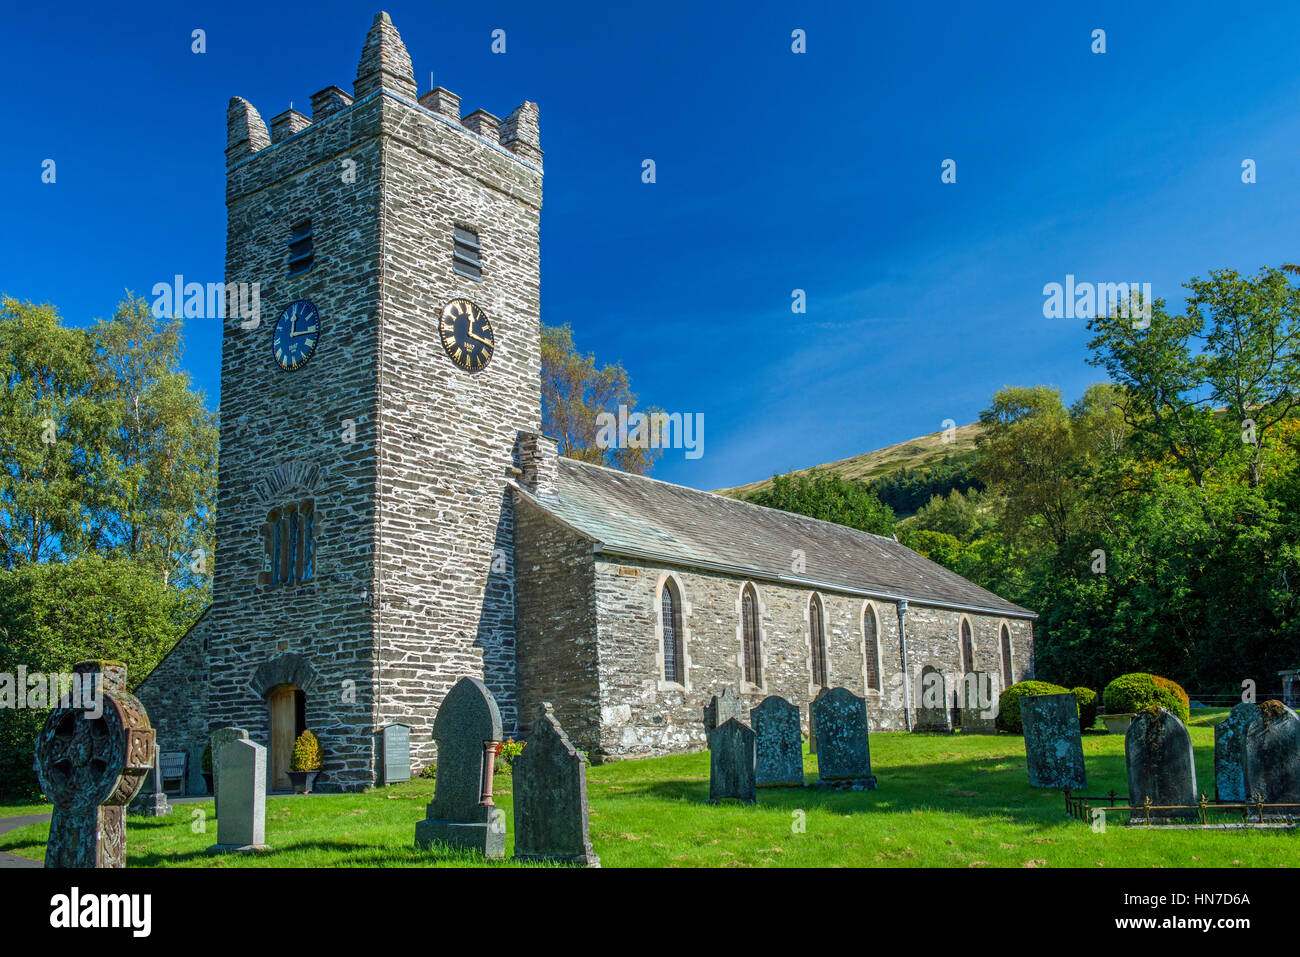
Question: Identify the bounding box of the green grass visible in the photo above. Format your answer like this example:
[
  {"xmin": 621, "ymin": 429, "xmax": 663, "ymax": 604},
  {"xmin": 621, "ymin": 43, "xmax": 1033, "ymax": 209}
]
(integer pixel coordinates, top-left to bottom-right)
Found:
[{"xmin": 3, "ymin": 708, "xmax": 1292, "ymax": 867}]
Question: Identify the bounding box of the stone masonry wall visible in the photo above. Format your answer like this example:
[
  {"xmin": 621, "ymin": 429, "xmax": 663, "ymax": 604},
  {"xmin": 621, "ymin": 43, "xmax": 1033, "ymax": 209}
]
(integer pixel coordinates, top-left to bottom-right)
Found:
[
  {"xmin": 135, "ymin": 611, "xmax": 212, "ymax": 794},
  {"xmin": 513, "ymin": 495, "xmax": 600, "ymax": 748},
  {"xmin": 591, "ymin": 555, "xmax": 1034, "ymax": 758}
]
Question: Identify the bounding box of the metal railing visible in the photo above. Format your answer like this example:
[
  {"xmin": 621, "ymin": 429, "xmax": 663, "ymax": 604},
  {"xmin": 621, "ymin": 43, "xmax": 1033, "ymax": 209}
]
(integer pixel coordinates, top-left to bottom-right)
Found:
[{"xmin": 1063, "ymin": 789, "xmax": 1300, "ymax": 827}]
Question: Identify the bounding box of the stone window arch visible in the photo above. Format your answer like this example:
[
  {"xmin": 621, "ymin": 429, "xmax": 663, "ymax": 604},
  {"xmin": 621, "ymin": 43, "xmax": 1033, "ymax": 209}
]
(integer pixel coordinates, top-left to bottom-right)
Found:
[
  {"xmin": 809, "ymin": 592, "xmax": 828, "ymax": 690},
  {"xmin": 999, "ymin": 620, "xmax": 1014, "ymax": 688},
  {"xmin": 740, "ymin": 583, "xmax": 763, "ymax": 689},
  {"xmin": 658, "ymin": 576, "xmax": 686, "ymax": 686},
  {"xmin": 959, "ymin": 615, "xmax": 976, "ymax": 674},
  {"xmin": 260, "ymin": 499, "xmax": 316, "ymax": 586},
  {"xmin": 862, "ymin": 601, "xmax": 882, "ymax": 693}
]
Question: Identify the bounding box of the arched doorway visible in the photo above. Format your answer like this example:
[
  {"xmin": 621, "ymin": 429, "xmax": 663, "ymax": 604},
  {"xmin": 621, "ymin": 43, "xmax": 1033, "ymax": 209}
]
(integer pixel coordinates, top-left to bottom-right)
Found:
[{"xmin": 267, "ymin": 684, "xmax": 306, "ymax": 791}]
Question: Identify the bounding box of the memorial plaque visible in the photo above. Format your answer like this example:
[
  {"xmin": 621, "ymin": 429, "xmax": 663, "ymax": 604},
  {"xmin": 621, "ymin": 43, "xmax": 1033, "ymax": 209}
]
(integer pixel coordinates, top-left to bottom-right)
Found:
[{"xmin": 383, "ymin": 723, "xmax": 411, "ymax": 785}]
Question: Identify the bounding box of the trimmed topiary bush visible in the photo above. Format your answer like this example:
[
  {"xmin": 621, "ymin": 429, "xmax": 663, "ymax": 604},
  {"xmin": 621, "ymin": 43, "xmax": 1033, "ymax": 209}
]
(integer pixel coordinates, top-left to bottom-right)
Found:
[
  {"xmin": 1071, "ymin": 687, "xmax": 1098, "ymax": 729},
  {"xmin": 290, "ymin": 730, "xmax": 323, "ymax": 772},
  {"xmin": 996, "ymin": 680, "xmax": 1068, "ymax": 733},
  {"xmin": 1102, "ymin": 673, "xmax": 1190, "ymax": 724}
]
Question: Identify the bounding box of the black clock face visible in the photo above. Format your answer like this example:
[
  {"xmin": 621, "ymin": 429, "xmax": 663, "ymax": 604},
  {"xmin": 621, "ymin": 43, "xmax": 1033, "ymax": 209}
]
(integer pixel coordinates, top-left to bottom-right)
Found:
[
  {"xmin": 272, "ymin": 299, "xmax": 321, "ymax": 371},
  {"xmin": 438, "ymin": 299, "xmax": 495, "ymax": 373}
]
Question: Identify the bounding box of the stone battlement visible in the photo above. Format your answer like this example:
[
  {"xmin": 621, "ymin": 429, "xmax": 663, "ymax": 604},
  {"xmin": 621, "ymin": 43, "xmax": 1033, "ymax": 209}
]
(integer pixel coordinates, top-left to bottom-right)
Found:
[{"xmin": 226, "ymin": 12, "xmax": 541, "ymax": 170}]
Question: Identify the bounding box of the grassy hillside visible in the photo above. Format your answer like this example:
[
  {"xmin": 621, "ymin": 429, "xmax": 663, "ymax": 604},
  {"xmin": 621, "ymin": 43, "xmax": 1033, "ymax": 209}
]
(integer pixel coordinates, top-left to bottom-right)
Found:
[{"xmin": 717, "ymin": 422, "xmax": 984, "ymax": 499}]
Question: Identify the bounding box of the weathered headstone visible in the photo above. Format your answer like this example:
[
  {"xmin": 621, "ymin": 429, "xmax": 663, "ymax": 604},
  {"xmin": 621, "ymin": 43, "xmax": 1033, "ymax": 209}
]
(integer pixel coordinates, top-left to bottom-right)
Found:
[
  {"xmin": 914, "ymin": 665, "xmax": 951, "ymax": 733},
  {"xmin": 209, "ymin": 726, "xmax": 249, "ymax": 819},
  {"xmin": 703, "ymin": 687, "xmax": 745, "ymax": 736},
  {"xmin": 1126, "ymin": 707, "xmax": 1197, "ymax": 822},
  {"xmin": 1214, "ymin": 701, "xmax": 1258, "ymax": 803},
  {"xmin": 128, "ymin": 749, "xmax": 172, "ymax": 817},
  {"xmin": 415, "ymin": 676, "xmax": 506, "ymax": 859},
  {"xmin": 1243, "ymin": 700, "xmax": 1300, "ymax": 816},
  {"xmin": 812, "ymin": 687, "xmax": 878, "ymax": 790},
  {"xmin": 382, "ymin": 723, "xmax": 411, "ymax": 785},
  {"xmin": 707, "ymin": 718, "xmax": 757, "ymax": 803},
  {"xmin": 1021, "ymin": 693, "xmax": 1085, "ymax": 790},
  {"xmin": 209, "ymin": 739, "xmax": 268, "ymax": 851},
  {"xmin": 513, "ymin": 703, "xmax": 599, "ymax": 866},
  {"xmin": 958, "ymin": 671, "xmax": 999, "ymax": 734},
  {"xmin": 808, "ymin": 686, "xmax": 828, "ymax": 754},
  {"xmin": 34, "ymin": 660, "xmax": 155, "ymax": 868},
  {"xmin": 752, "ymin": 695, "xmax": 803, "ymax": 787}
]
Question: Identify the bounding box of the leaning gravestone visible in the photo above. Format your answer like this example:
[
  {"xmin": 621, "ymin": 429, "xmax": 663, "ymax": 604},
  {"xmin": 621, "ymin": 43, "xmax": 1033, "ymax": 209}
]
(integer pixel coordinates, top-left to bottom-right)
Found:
[
  {"xmin": 415, "ymin": 676, "xmax": 506, "ymax": 859},
  {"xmin": 959, "ymin": 672, "xmax": 999, "ymax": 734},
  {"xmin": 209, "ymin": 739, "xmax": 268, "ymax": 851},
  {"xmin": 1126, "ymin": 708, "xmax": 1197, "ymax": 822},
  {"xmin": 914, "ymin": 666, "xmax": 951, "ymax": 732},
  {"xmin": 1214, "ymin": 701, "xmax": 1258, "ymax": 803},
  {"xmin": 382, "ymin": 723, "xmax": 411, "ymax": 785},
  {"xmin": 703, "ymin": 687, "xmax": 745, "ymax": 736},
  {"xmin": 34, "ymin": 660, "xmax": 155, "ymax": 868},
  {"xmin": 812, "ymin": 687, "xmax": 878, "ymax": 790},
  {"xmin": 209, "ymin": 726, "xmax": 249, "ymax": 818},
  {"xmin": 128, "ymin": 749, "xmax": 172, "ymax": 817},
  {"xmin": 1243, "ymin": 700, "xmax": 1300, "ymax": 816},
  {"xmin": 513, "ymin": 703, "xmax": 600, "ymax": 866},
  {"xmin": 1021, "ymin": 693, "xmax": 1086, "ymax": 790},
  {"xmin": 752, "ymin": 695, "xmax": 803, "ymax": 787},
  {"xmin": 707, "ymin": 718, "xmax": 757, "ymax": 803}
]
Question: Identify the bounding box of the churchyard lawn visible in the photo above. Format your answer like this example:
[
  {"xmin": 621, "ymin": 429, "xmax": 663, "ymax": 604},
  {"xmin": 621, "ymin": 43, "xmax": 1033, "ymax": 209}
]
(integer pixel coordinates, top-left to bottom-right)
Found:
[{"xmin": 2, "ymin": 707, "xmax": 1293, "ymax": 867}]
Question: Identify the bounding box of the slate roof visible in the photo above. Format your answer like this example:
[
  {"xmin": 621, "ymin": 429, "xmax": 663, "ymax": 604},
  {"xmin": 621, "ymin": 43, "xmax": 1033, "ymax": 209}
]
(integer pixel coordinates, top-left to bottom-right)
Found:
[{"xmin": 513, "ymin": 458, "xmax": 1036, "ymax": 619}]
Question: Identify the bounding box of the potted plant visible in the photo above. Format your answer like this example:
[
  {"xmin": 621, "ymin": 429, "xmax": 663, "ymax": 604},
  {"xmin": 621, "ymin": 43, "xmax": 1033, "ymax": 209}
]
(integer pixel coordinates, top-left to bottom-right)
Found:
[
  {"xmin": 200, "ymin": 743, "xmax": 213, "ymax": 793},
  {"xmin": 288, "ymin": 730, "xmax": 323, "ymax": 794}
]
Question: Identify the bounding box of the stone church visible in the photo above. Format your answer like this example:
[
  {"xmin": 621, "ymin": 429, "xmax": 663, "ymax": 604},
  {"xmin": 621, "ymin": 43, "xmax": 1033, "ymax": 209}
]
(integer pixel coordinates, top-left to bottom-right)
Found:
[{"xmin": 137, "ymin": 13, "xmax": 1036, "ymax": 793}]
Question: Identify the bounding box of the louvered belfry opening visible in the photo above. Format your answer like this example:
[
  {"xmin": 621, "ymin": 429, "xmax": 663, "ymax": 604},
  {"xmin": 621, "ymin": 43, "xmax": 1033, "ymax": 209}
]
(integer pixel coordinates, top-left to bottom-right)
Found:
[
  {"xmin": 742, "ymin": 585, "xmax": 761, "ymax": 686},
  {"xmin": 662, "ymin": 582, "xmax": 684, "ymax": 684},
  {"xmin": 809, "ymin": 594, "xmax": 827, "ymax": 688}
]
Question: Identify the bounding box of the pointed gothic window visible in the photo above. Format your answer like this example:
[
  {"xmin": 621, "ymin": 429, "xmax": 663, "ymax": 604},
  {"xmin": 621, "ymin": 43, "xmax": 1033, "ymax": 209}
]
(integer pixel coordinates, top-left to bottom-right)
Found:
[
  {"xmin": 809, "ymin": 593, "xmax": 827, "ymax": 688},
  {"xmin": 741, "ymin": 585, "xmax": 761, "ymax": 687},
  {"xmin": 864, "ymin": 603, "xmax": 881, "ymax": 692},
  {"xmin": 1000, "ymin": 623, "xmax": 1013, "ymax": 687},
  {"xmin": 960, "ymin": 617, "xmax": 975, "ymax": 674},
  {"xmin": 661, "ymin": 581, "xmax": 684, "ymax": 684}
]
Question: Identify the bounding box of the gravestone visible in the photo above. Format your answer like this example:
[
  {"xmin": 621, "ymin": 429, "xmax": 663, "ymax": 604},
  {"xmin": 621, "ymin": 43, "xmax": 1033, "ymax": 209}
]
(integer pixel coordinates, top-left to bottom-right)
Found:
[
  {"xmin": 752, "ymin": 695, "xmax": 803, "ymax": 787},
  {"xmin": 1214, "ymin": 701, "xmax": 1258, "ymax": 803},
  {"xmin": 703, "ymin": 687, "xmax": 745, "ymax": 736},
  {"xmin": 415, "ymin": 676, "xmax": 506, "ymax": 859},
  {"xmin": 1243, "ymin": 700, "xmax": 1300, "ymax": 816},
  {"xmin": 1125, "ymin": 708, "xmax": 1197, "ymax": 822},
  {"xmin": 812, "ymin": 687, "xmax": 878, "ymax": 790},
  {"xmin": 128, "ymin": 749, "xmax": 172, "ymax": 817},
  {"xmin": 382, "ymin": 723, "xmax": 411, "ymax": 785},
  {"xmin": 513, "ymin": 703, "xmax": 599, "ymax": 866},
  {"xmin": 209, "ymin": 726, "xmax": 249, "ymax": 818},
  {"xmin": 209, "ymin": 739, "xmax": 268, "ymax": 851},
  {"xmin": 914, "ymin": 666, "xmax": 951, "ymax": 733},
  {"xmin": 1021, "ymin": 693, "xmax": 1085, "ymax": 790},
  {"xmin": 34, "ymin": 660, "xmax": 155, "ymax": 868},
  {"xmin": 808, "ymin": 686, "xmax": 828, "ymax": 754},
  {"xmin": 707, "ymin": 718, "xmax": 757, "ymax": 803},
  {"xmin": 959, "ymin": 672, "xmax": 999, "ymax": 734}
]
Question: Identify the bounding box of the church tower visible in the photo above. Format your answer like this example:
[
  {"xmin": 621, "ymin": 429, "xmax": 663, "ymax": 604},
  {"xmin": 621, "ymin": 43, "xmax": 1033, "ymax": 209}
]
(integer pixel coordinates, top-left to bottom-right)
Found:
[{"xmin": 213, "ymin": 12, "xmax": 542, "ymax": 790}]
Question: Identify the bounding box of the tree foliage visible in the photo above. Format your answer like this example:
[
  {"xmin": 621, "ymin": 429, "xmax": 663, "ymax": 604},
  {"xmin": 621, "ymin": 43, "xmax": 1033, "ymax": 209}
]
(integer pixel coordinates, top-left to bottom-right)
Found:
[{"xmin": 745, "ymin": 469, "xmax": 896, "ymax": 537}]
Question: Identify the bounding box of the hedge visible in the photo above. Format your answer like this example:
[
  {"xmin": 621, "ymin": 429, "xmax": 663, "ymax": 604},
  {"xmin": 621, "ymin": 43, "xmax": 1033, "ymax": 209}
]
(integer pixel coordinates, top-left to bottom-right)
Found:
[
  {"xmin": 1102, "ymin": 673, "xmax": 1190, "ymax": 723},
  {"xmin": 996, "ymin": 680, "xmax": 1068, "ymax": 733}
]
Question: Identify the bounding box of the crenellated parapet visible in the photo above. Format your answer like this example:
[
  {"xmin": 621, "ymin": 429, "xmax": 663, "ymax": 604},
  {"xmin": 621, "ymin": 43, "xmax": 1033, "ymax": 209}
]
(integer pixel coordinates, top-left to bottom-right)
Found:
[{"xmin": 225, "ymin": 11, "xmax": 541, "ymax": 172}]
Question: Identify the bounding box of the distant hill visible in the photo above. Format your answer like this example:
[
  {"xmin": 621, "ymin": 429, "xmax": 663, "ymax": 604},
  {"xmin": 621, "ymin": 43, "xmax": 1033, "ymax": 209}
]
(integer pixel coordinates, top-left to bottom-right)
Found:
[{"xmin": 716, "ymin": 422, "xmax": 985, "ymax": 499}]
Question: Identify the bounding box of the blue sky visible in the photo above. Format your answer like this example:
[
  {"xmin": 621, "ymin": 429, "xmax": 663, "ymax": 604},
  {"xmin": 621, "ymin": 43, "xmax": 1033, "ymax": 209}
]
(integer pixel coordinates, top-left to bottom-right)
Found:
[{"xmin": 4, "ymin": 1, "xmax": 1300, "ymax": 488}]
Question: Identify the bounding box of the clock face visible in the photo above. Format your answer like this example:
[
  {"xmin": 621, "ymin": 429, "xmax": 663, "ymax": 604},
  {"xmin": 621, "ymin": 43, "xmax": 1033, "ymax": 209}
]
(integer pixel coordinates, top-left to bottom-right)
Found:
[
  {"xmin": 438, "ymin": 299, "xmax": 495, "ymax": 373},
  {"xmin": 272, "ymin": 300, "xmax": 321, "ymax": 371}
]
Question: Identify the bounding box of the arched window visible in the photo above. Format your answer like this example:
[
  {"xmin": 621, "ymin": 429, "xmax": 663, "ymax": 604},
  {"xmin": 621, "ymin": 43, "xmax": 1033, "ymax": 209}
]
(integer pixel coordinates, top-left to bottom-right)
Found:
[
  {"xmin": 261, "ymin": 500, "xmax": 316, "ymax": 587},
  {"xmin": 661, "ymin": 580, "xmax": 684, "ymax": 684},
  {"xmin": 1000, "ymin": 623, "xmax": 1013, "ymax": 687},
  {"xmin": 809, "ymin": 593, "xmax": 828, "ymax": 688},
  {"xmin": 960, "ymin": 617, "xmax": 975, "ymax": 674},
  {"xmin": 864, "ymin": 603, "xmax": 881, "ymax": 692},
  {"xmin": 741, "ymin": 585, "xmax": 761, "ymax": 687}
]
